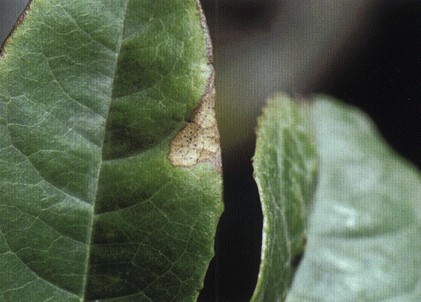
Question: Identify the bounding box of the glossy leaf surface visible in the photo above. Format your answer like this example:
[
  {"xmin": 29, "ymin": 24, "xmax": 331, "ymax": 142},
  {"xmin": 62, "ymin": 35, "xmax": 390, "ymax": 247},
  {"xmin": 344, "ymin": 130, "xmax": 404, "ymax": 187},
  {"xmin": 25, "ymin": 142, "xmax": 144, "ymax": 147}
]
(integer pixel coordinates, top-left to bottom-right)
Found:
[{"xmin": 0, "ymin": 1, "xmax": 222, "ymax": 301}]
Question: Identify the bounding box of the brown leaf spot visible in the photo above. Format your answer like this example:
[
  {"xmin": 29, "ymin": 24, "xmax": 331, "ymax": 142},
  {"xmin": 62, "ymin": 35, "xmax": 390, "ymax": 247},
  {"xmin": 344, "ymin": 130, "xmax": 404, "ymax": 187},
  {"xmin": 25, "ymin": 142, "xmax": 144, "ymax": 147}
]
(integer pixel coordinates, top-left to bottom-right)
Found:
[
  {"xmin": 169, "ymin": 2, "xmax": 220, "ymax": 173},
  {"xmin": 169, "ymin": 72, "xmax": 221, "ymax": 173}
]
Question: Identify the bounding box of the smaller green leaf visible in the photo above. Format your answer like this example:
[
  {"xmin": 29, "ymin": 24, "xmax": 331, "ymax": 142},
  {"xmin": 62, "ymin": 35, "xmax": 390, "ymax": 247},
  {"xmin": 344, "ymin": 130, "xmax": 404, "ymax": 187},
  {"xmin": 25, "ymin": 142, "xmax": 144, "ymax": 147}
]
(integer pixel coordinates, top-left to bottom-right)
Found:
[
  {"xmin": 251, "ymin": 94, "xmax": 318, "ymax": 301},
  {"xmin": 286, "ymin": 96, "xmax": 421, "ymax": 302}
]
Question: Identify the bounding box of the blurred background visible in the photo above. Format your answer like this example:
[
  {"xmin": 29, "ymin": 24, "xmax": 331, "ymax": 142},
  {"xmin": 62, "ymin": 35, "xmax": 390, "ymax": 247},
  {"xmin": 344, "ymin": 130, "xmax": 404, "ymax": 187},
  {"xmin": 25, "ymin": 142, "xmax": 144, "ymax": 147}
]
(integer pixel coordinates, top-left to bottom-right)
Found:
[{"xmin": 1, "ymin": 0, "xmax": 420, "ymax": 301}]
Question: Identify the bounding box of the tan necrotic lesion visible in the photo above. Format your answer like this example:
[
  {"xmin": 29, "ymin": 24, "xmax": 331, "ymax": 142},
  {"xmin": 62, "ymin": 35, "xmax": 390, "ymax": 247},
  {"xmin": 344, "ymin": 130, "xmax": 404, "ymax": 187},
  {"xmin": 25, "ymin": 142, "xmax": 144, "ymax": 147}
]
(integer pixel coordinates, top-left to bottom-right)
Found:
[
  {"xmin": 168, "ymin": 78, "xmax": 221, "ymax": 173},
  {"xmin": 169, "ymin": 2, "xmax": 220, "ymax": 172}
]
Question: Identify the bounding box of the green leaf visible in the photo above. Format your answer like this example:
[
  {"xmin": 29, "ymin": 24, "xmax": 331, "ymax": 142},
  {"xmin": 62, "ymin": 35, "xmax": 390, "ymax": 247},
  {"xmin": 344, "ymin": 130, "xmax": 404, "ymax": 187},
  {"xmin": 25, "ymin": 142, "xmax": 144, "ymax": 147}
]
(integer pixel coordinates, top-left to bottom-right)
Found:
[
  {"xmin": 286, "ymin": 96, "xmax": 421, "ymax": 301},
  {"xmin": 0, "ymin": 1, "xmax": 222, "ymax": 301},
  {"xmin": 251, "ymin": 94, "xmax": 318, "ymax": 301}
]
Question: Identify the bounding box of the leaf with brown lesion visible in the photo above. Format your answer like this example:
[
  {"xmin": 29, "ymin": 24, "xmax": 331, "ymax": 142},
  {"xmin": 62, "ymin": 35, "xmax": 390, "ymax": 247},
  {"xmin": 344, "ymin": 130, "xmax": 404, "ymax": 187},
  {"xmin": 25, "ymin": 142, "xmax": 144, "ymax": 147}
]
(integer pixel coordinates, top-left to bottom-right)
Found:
[{"xmin": 0, "ymin": 1, "xmax": 223, "ymax": 301}]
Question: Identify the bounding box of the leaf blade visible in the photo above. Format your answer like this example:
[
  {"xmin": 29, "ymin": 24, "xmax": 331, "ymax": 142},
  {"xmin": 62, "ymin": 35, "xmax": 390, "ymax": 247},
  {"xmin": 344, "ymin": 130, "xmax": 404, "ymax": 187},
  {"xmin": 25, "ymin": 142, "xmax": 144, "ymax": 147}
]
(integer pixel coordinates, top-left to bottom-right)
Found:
[
  {"xmin": 252, "ymin": 94, "xmax": 318, "ymax": 301},
  {"xmin": 286, "ymin": 96, "xmax": 421, "ymax": 301},
  {"xmin": 0, "ymin": 1, "xmax": 222, "ymax": 301}
]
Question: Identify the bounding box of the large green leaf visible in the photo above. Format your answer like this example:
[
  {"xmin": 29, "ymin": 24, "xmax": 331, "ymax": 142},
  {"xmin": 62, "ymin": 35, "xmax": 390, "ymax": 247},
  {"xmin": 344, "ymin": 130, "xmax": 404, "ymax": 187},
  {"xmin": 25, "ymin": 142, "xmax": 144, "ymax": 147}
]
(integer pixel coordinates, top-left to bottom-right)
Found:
[
  {"xmin": 286, "ymin": 96, "xmax": 421, "ymax": 301},
  {"xmin": 0, "ymin": 1, "xmax": 222, "ymax": 301},
  {"xmin": 251, "ymin": 94, "xmax": 318, "ymax": 301}
]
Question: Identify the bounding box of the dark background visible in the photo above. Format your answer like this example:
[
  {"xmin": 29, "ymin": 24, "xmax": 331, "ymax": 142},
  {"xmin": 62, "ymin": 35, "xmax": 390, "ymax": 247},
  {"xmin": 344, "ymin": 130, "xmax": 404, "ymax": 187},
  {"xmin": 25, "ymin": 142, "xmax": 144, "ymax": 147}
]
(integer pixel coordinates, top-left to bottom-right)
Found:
[
  {"xmin": 1, "ymin": 1, "xmax": 419, "ymax": 301},
  {"xmin": 199, "ymin": 0, "xmax": 420, "ymax": 301}
]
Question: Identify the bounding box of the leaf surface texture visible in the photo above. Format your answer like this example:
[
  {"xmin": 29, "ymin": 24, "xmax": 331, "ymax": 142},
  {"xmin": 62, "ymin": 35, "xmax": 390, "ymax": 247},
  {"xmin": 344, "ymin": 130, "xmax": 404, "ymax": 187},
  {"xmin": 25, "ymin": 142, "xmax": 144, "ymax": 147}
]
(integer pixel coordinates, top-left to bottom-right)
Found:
[
  {"xmin": 0, "ymin": 1, "xmax": 222, "ymax": 301},
  {"xmin": 286, "ymin": 96, "xmax": 421, "ymax": 301},
  {"xmin": 252, "ymin": 94, "xmax": 318, "ymax": 301}
]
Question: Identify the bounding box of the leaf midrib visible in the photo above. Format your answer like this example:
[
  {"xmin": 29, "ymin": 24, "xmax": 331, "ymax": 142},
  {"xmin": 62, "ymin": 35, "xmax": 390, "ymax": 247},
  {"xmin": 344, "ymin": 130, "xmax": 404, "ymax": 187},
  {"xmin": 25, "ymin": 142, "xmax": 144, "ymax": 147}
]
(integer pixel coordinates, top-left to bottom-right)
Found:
[{"xmin": 81, "ymin": 1, "xmax": 130, "ymax": 300}]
